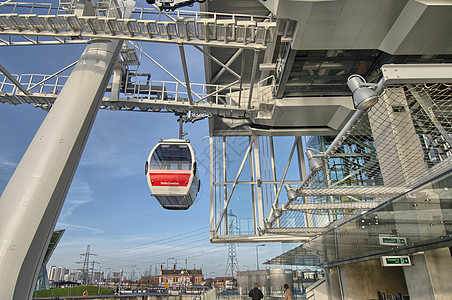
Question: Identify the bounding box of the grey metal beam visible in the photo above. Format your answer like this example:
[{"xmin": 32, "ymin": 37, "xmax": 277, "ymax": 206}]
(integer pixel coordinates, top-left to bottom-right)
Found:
[
  {"xmin": 0, "ymin": 63, "xmax": 30, "ymax": 95},
  {"xmin": 178, "ymin": 44, "xmax": 194, "ymax": 106},
  {"xmin": 192, "ymin": 45, "xmax": 240, "ymax": 79},
  {"xmin": 253, "ymin": 136, "xmax": 265, "ymax": 230},
  {"xmin": 238, "ymin": 50, "xmax": 246, "ymax": 106},
  {"xmin": 285, "ymin": 202, "xmax": 380, "ymax": 211},
  {"xmin": 209, "ymin": 136, "xmax": 215, "ymax": 240},
  {"xmin": 247, "ymin": 49, "xmax": 260, "ymax": 109},
  {"xmin": 266, "ymin": 227, "xmax": 327, "ymax": 234},
  {"xmin": 27, "ymin": 61, "xmax": 78, "ymax": 92},
  {"xmin": 276, "ymin": 45, "xmax": 297, "ymax": 98},
  {"xmin": 295, "ymin": 186, "xmax": 407, "ymax": 197},
  {"xmin": 214, "ymin": 138, "xmax": 254, "ymax": 234},
  {"xmin": 210, "ymin": 234, "xmax": 311, "ymax": 244},
  {"xmin": 382, "ymin": 64, "xmax": 452, "ymax": 85},
  {"xmin": 211, "ymin": 49, "xmax": 243, "ymax": 84}
]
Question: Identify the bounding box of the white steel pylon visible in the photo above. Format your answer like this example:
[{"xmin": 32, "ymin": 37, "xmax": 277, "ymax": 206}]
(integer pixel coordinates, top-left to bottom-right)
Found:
[{"xmin": 0, "ymin": 1, "xmax": 135, "ymax": 298}]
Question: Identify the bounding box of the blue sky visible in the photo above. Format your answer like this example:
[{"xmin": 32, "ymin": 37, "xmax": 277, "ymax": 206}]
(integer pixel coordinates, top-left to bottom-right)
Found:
[{"xmin": 0, "ymin": 0, "xmax": 288, "ymax": 280}]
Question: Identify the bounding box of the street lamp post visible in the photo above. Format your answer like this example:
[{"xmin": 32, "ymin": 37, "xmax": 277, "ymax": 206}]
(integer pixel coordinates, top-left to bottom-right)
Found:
[
  {"xmin": 131, "ymin": 265, "xmax": 137, "ymax": 282},
  {"xmin": 167, "ymin": 258, "xmax": 175, "ymax": 269},
  {"xmin": 256, "ymin": 244, "xmax": 265, "ymax": 271},
  {"xmin": 136, "ymin": 268, "xmax": 141, "ymax": 282}
]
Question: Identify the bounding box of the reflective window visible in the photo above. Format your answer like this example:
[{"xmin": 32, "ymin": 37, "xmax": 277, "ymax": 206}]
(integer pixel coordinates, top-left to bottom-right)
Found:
[{"xmin": 150, "ymin": 144, "xmax": 192, "ymax": 170}]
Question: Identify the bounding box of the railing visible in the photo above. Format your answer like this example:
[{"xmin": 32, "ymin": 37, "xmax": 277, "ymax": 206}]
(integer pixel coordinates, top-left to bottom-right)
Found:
[
  {"xmin": 0, "ymin": 73, "xmax": 276, "ymax": 116},
  {"xmin": 305, "ymin": 278, "xmax": 325, "ymax": 300},
  {"xmin": 0, "ymin": 1, "xmax": 283, "ymax": 48}
]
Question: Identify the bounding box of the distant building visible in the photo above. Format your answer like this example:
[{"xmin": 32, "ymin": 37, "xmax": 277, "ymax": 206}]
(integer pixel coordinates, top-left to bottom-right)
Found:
[
  {"xmin": 213, "ymin": 277, "xmax": 235, "ymax": 289},
  {"xmin": 111, "ymin": 271, "xmax": 122, "ymax": 282},
  {"xmin": 48, "ymin": 266, "xmax": 57, "ymax": 282},
  {"xmin": 92, "ymin": 271, "xmax": 103, "ymax": 282},
  {"xmin": 156, "ymin": 265, "xmax": 203, "ymax": 286}
]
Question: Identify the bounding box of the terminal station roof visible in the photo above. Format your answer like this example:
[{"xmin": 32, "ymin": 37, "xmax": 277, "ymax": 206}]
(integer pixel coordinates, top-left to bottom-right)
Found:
[
  {"xmin": 42, "ymin": 230, "xmax": 65, "ymax": 266},
  {"xmin": 201, "ymin": 0, "xmax": 452, "ymax": 98}
]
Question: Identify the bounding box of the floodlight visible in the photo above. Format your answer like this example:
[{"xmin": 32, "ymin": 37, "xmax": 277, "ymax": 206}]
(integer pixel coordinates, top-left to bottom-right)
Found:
[
  {"xmin": 272, "ymin": 205, "xmax": 282, "ymax": 218},
  {"xmin": 264, "ymin": 219, "xmax": 271, "ymax": 230},
  {"xmin": 284, "ymin": 184, "xmax": 298, "ymax": 201},
  {"xmin": 306, "ymin": 149, "xmax": 324, "ymax": 172},
  {"xmin": 347, "ymin": 75, "xmax": 378, "ymax": 110}
]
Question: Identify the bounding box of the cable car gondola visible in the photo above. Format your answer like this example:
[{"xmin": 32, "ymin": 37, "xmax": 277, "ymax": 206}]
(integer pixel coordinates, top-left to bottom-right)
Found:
[{"xmin": 145, "ymin": 139, "xmax": 200, "ymax": 210}]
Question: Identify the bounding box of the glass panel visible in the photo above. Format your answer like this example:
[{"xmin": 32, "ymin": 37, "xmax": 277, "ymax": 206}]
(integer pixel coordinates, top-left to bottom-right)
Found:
[
  {"xmin": 268, "ymin": 167, "xmax": 452, "ymax": 267},
  {"xmin": 150, "ymin": 143, "xmax": 192, "ymax": 170}
]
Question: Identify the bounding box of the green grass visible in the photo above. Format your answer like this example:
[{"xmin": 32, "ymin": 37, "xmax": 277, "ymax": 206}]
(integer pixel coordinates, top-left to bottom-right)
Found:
[{"xmin": 33, "ymin": 286, "xmax": 114, "ymax": 297}]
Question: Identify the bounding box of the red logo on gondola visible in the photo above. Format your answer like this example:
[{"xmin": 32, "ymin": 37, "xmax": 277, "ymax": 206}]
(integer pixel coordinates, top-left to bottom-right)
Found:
[{"xmin": 149, "ymin": 171, "xmax": 191, "ymax": 187}]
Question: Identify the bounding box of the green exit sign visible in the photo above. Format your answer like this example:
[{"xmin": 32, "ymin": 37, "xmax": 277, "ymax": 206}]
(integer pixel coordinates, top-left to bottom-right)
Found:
[
  {"xmin": 379, "ymin": 236, "xmax": 407, "ymax": 246},
  {"xmin": 381, "ymin": 256, "xmax": 411, "ymax": 267}
]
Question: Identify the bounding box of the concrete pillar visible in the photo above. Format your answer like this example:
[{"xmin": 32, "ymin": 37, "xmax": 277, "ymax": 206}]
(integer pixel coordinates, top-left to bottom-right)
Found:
[
  {"xmin": 367, "ymin": 87, "xmax": 426, "ymax": 186},
  {"xmin": 341, "ymin": 259, "xmax": 408, "ymax": 299},
  {"xmin": 324, "ymin": 267, "xmax": 341, "ymax": 300},
  {"xmin": 403, "ymin": 248, "xmax": 452, "ymax": 300}
]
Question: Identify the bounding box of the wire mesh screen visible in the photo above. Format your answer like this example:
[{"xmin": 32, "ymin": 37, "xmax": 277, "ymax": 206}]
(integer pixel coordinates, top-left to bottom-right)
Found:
[
  {"xmin": 276, "ymin": 83, "xmax": 452, "ymax": 234},
  {"xmin": 210, "ymin": 83, "xmax": 452, "ymax": 240}
]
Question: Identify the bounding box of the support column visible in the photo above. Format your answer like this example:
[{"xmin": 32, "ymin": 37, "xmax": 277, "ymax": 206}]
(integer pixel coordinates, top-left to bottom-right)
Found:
[
  {"xmin": 0, "ymin": 38, "xmax": 123, "ymax": 299},
  {"xmin": 404, "ymin": 248, "xmax": 452, "ymax": 300},
  {"xmin": 324, "ymin": 267, "xmax": 342, "ymax": 300},
  {"xmin": 367, "ymin": 87, "xmax": 426, "ymax": 185}
]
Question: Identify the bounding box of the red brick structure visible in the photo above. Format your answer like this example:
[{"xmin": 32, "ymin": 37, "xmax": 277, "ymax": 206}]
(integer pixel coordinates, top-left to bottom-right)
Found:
[
  {"xmin": 214, "ymin": 277, "xmax": 235, "ymax": 289},
  {"xmin": 157, "ymin": 265, "xmax": 203, "ymax": 286}
]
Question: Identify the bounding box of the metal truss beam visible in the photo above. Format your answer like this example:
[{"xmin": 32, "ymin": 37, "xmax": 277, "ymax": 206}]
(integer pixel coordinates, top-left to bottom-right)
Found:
[
  {"xmin": 0, "ymin": 89, "xmax": 257, "ymax": 117},
  {"xmin": 0, "ymin": 63, "xmax": 30, "ymax": 95},
  {"xmin": 0, "ymin": 36, "xmax": 89, "ymax": 47},
  {"xmin": 0, "ymin": 13, "xmax": 276, "ymax": 49},
  {"xmin": 210, "ymin": 234, "xmax": 311, "ymax": 244},
  {"xmin": 285, "ymin": 201, "xmax": 380, "ymax": 211},
  {"xmin": 266, "ymin": 227, "xmax": 327, "ymax": 234},
  {"xmin": 295, "ymin": 186, "xmax": 408, "ymax": 197}
]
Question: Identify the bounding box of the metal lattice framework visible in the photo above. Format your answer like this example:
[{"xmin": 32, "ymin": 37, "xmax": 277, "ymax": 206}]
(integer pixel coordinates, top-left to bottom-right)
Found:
[
  {"xmin": 209, "ymin": 78, "xmax": 452, "ymax": 243},
  {"xmin": 0, "ymin": 1, "xmax": 287, "ymax": 48},
  {"xmin": 0, "ymin": 70, "xmax": 276, "ymax": 118},
  {"xmin": 0, "ymin": 1, "xmax": 289, "ymax": 119}
]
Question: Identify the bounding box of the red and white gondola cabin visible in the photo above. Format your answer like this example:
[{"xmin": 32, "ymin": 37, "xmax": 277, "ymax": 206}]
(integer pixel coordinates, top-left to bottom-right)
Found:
[{"xmin": 145, "ymin": 139, "xmax": 200, "ymax": 210}]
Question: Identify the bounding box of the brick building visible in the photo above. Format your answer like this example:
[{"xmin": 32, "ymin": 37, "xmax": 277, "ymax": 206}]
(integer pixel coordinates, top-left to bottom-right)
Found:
[{"xmin": 157, "ymin": 265, "xmax": 203, "ymax": 286}]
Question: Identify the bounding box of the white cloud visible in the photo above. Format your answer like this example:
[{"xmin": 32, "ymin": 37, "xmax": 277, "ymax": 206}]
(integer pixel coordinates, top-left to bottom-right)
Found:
[
  {"xmin": 58, "ymin": 180, "xmax": 94, "ymax": 222},
  {"xmin": 0, "ymin": 154, "xmax": 17, "ymax": 178},
  {"xmin": 56, "ymin": 222, "xmax": 104, "ymax": 234},
  {"xmin": 0, "ymin": 154, "xmax": 17, "ymax": 168}
]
